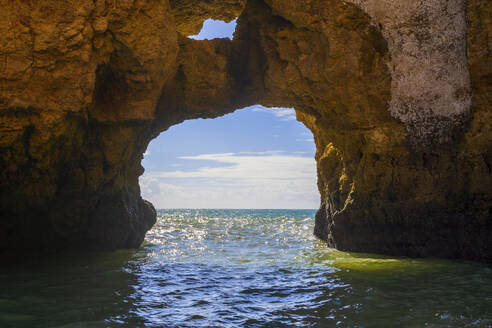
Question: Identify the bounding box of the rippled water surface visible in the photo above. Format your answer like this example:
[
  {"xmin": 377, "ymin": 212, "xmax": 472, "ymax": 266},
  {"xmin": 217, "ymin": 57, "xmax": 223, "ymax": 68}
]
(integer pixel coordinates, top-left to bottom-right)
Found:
[{"xmin": 1, "ymin": 209, "xmax": 492, "ymax": 327}]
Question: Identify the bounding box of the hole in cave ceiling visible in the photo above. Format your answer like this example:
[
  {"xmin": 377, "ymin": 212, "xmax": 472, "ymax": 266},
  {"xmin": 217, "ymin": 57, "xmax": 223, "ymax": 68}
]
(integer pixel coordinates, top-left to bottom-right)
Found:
[{"xmin": 188, "ymin": 19, "xmax": 238, "ymax": 40}]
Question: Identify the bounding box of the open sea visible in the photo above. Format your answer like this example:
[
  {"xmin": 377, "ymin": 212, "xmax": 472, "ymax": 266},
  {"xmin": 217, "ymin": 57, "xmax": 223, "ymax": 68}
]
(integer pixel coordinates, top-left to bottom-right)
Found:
[{"xmin": 1, "ymin": 209, "xmax": 492, "ymax": 327}]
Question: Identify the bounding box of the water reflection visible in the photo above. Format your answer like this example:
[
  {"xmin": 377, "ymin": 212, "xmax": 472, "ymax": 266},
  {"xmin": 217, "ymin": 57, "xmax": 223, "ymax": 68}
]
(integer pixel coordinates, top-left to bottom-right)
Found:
[
  {"xmin": 0, "ymin": 251, "xmax": 146, "ymax": 327},
  {"xmin": 1, "ymin": 209, "xmax": 491, "ymax": 328}
]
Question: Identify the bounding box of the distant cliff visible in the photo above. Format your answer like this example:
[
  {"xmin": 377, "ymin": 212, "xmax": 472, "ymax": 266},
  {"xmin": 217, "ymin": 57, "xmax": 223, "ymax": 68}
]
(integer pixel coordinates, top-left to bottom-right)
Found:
[{"xmin": 0, "ymin": 0, "xmax": 490, "ymax": 261}]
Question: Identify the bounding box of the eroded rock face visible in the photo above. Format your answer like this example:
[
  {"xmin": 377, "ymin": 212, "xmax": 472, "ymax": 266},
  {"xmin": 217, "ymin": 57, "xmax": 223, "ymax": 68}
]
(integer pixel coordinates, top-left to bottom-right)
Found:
[
  {"xmin": 347, "ymin": 0, "xmax": 472, "ymax": 146},
  {"xmin": 0, "ymin": 0, "xmax": 490, "ymax": 261},
  {"xmin": 170, "ymin": 0, "xmax": 246, "ymax": 36},
  {"xmin": 0, "ymin": 0, "xmax": 176, "ymax": 253}
]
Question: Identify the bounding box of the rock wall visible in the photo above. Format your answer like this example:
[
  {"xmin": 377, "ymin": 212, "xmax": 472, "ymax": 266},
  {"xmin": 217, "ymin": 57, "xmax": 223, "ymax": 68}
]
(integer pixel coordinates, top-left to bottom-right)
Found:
[
  {"xmin": 347, "ymin": 0, "xmax": 472, "ymax": 146},
  {"xmin": 0, "ymin": 0, "xmax": 490, "ymax": 261},
  {"xmin": 0, "ymin": 0, "xmax": 176, "ymax": 252}
]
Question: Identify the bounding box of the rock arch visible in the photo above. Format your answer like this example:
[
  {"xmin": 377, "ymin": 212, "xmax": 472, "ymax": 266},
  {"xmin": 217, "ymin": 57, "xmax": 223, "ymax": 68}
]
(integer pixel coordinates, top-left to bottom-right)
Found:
[{"xmin": 0, "ymin": 0, "xmax": 490, "ymax": 261}]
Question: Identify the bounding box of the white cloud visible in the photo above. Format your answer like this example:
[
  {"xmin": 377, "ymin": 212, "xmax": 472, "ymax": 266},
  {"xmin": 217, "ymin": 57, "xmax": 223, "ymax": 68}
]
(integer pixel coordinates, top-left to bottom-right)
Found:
[
  {"xmin": 140, "ymin": 152, "xmax": 319, "ymax": 209},
  {"xmin": 251, "ymin": 106, "xmax": 297, "ymax": 121},
  {"xmin": 149, "ymin": 152, "xmax": 314, "ymax": 181},
  {"xmin": 236, "ymin": 150, "xmax": 285, "ymax": 155}
]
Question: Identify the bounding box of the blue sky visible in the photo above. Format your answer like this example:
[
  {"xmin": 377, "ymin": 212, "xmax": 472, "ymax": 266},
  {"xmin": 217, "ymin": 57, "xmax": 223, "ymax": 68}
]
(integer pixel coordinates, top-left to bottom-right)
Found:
[
  {"xmin": 189, "ymin": 19, "xmax": 238, "ymax": 40},
  {"xmin": 139, "ymin": 20, "xmax": 319, "ymax": 209}
]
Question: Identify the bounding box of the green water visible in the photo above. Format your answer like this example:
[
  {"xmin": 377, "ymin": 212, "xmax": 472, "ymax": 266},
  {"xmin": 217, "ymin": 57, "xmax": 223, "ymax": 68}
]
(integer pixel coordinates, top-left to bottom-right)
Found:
[{"xmin": 1, "ymin": 209, "xmax": 491, "ymax": 327}]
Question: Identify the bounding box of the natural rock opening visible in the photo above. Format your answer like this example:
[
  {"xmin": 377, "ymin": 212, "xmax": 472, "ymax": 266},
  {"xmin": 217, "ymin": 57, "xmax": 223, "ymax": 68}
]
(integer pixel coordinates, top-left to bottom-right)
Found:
[
  {"xmin": 0, "ymin": 0, "xmax": 490, "ymax": 262},
  {"xmin": 170, "ymin": 0, "xmax": 245, "ymax": 36},
  {"xmin": 139, "ymin": 105, "xmax": 318, "ymax": 209},
  {"xmin": 189, "ymin": 19, "xmax": 238, "ymax": 41}
]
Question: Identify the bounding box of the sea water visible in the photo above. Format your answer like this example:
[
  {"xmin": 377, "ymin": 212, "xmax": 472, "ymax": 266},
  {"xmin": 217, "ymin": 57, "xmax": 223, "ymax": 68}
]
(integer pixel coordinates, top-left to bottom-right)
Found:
[{"xmin": 1, "ymin": 209, "xmax": 491, "ymax": 327}]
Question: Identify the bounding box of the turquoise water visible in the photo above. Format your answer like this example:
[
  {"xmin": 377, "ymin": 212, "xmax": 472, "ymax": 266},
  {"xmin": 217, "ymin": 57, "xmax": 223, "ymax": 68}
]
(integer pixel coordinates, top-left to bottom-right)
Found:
[{"xmin": 1, "ymin": 209, "xmax": 492, "ymax": 327}]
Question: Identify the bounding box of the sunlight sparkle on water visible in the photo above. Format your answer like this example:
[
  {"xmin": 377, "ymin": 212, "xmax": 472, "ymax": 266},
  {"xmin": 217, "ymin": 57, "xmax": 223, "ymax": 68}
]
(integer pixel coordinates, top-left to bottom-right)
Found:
[{"xmin": 1, "ymin": 209, "xmax": 491, "ymax": 327}]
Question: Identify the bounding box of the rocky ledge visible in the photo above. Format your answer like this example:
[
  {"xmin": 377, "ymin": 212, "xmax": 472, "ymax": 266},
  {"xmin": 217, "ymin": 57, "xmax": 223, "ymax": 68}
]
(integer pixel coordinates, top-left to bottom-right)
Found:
[{"xmin": 0, "ymin": 0, "xmax": 490, "ymax": 261}]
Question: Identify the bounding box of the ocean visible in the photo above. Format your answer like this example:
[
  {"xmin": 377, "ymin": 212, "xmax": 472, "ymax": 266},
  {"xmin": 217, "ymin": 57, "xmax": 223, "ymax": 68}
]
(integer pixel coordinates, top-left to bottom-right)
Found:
[{"xmin": 1, "ymin": 209, "xmax": 491, "ymax": 327}]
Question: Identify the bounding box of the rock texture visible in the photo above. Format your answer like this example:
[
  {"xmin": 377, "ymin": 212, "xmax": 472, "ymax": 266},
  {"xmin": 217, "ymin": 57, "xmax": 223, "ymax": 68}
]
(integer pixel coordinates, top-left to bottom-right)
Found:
[
  {"xmin": 0, "ymin": 0, "xmax": 490, "ymax": 261},
  {"xmin": 0, "ymin": 0, "xmax": 176, "ymax": 252},
  {"xmin": 347, "ymin": 0, "xmax": 472, "ymax": 146},
  {"xmin": 170, "ymin": 0, "xmax": 246, "ymax": 36}
]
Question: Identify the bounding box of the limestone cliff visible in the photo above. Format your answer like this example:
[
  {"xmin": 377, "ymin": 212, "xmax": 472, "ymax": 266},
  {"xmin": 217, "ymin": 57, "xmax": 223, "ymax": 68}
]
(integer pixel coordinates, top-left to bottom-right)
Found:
[{"xmin": 0, "ymin": 0, "xmax": 490, "ymax": 262}]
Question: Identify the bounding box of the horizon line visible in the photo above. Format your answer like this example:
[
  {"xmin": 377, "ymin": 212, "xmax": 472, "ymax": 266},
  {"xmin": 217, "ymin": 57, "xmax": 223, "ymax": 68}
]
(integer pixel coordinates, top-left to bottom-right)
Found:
[{"xmin": 155, "ymin": 208, "xmax": 318, "ymax": 210}]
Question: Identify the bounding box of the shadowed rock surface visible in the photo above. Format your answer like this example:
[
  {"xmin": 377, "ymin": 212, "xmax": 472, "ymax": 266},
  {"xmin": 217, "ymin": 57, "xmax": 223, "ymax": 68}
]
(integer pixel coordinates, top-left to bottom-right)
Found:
[{"xmin": 0, "ymin": 0, "xmax": 490, "ymax": 261}]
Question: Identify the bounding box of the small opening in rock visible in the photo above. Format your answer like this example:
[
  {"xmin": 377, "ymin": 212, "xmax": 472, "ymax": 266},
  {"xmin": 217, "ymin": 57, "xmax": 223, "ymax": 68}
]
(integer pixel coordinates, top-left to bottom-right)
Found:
[
  {"xmin": 188, "ymin": 19, "xmax": 238, "ymax": 40},
  {"xmin": 140, "ymin": 105, "xmax": 318, "ymax": 209}
]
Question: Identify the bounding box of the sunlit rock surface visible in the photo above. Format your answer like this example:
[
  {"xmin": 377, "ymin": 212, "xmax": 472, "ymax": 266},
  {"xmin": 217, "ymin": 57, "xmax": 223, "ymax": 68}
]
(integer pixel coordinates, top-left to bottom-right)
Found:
[{"xmin": 0, "ymin": 0, "xmax": 490, "ymax": 261}]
